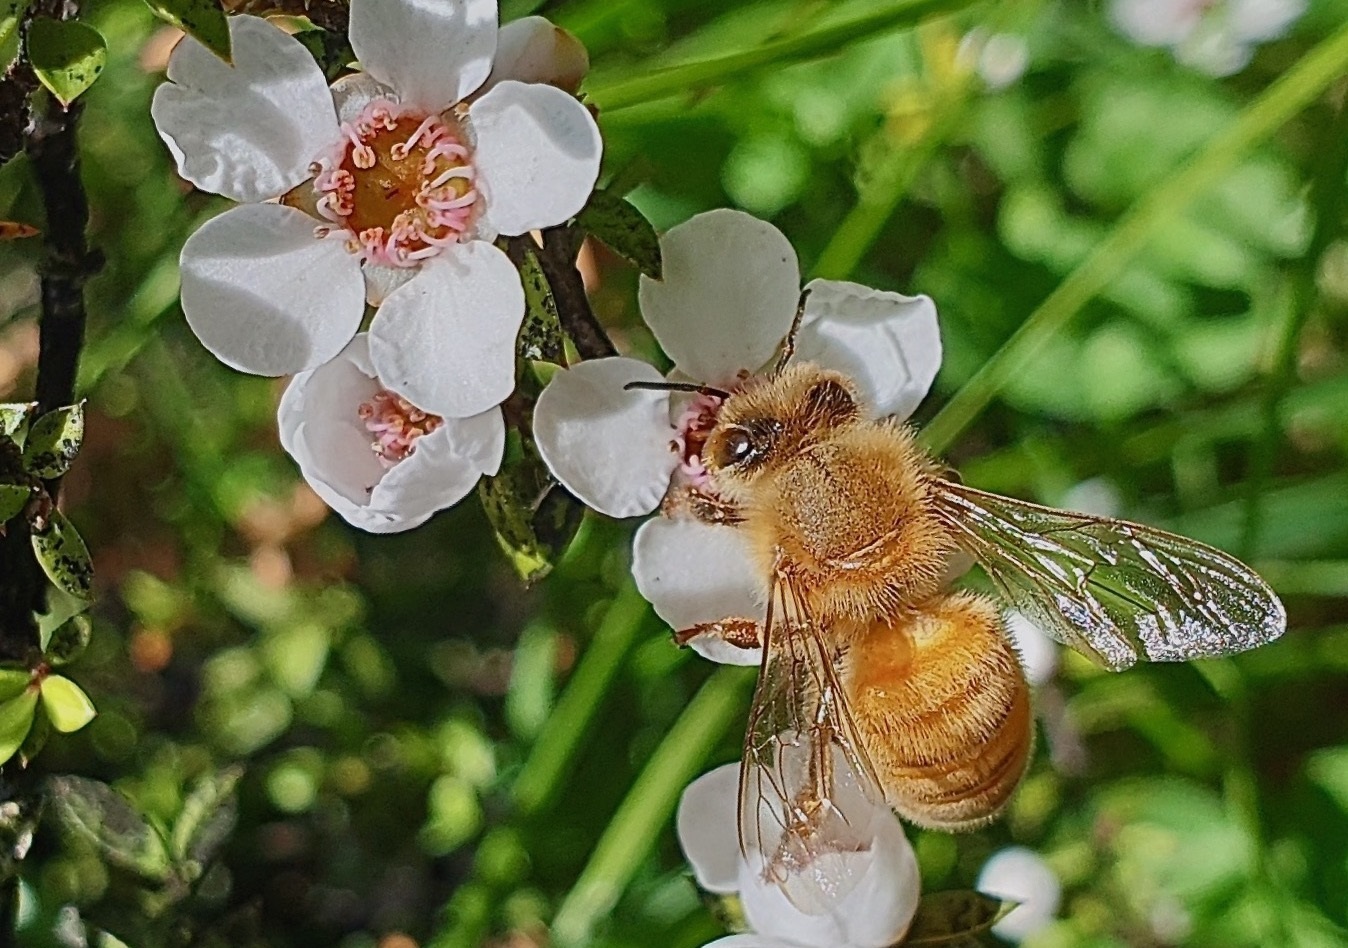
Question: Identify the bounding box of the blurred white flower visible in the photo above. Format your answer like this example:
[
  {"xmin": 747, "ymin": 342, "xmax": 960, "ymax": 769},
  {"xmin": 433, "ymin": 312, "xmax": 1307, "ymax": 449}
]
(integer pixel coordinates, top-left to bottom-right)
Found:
[
  {"xmin": 1006, "ymin": 611, "xmax": 1060, "ymax": 687},
  {"xmin": 153, "ymin": 1, "xmax": 600, "ymax": 417},
  {"xmin": 1108, "ymin": 0, "xmax": 1306, "ymax": 76},
  {"xmin": 958, "ymin": 31, "xmax": 1031, "ymax": 90},
  {"xmin": 976, "ymin": 846, "xmax": 1061, "ymax": 942},
  {"xmin": 532, "ymin": 209, "xmax": 942, "ymax": 663},
  {"xmin": 678, "ymin": 762, "xmax": 920, "ymax": 948},
  {"xmin": 278, "ymin": 334, "xmax": 505, "ymax": 533}
]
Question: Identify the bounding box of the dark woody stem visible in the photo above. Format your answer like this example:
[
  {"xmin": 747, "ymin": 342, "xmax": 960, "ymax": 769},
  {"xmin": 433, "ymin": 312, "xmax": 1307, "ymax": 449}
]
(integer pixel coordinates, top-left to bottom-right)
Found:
[
  {"xmin": 534, "ymin": 224, "xmax": 618, "ymax": 360},
  {"xmin": 0, "ymin": 33, "xmax": 100, "ymax": 657}
]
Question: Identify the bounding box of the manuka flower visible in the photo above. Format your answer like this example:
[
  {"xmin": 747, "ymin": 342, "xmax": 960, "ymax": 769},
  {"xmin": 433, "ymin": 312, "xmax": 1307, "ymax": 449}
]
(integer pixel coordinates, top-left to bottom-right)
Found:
[
  {"xmin": 532, "ymin": 209, "xmax": 942, "ymax": 662},
  {"xmin": 1108, "ymin": 0, "xmax": 1305, "ymax": 76},
  {"xmin": 278, "ymin": 334, "xmax": 504, "ymax": 533},
  {"xmin": 976, "ymin": 846, "xmax": 1062, "ymax": 942},
  {"xmin": 678, "ymin": 762, "xmax": 920, "ymax": 948},
  {"xmin": 153, "ymin": 1, "xmax": 602, "ymax": 418}
]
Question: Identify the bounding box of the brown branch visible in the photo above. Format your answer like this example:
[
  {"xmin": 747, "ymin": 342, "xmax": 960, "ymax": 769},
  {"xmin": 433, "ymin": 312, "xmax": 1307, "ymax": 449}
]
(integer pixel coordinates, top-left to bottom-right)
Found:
[{"xmin": 536, "ymin": 225, "xmax": 617, "ymax": 360}]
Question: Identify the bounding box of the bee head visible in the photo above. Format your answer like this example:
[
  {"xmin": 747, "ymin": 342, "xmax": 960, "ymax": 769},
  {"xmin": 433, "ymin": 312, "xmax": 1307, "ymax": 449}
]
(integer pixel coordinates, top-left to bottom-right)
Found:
[{"xmin": 703, "ymin": 365, "xmax": 862, "ymax": 487}]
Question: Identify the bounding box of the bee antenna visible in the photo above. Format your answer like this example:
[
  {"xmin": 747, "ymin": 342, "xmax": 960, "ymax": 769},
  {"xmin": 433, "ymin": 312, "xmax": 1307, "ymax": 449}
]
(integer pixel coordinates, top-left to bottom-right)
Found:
[
  {"xmin": 774, "ymin": 287, "xmax": 812, "ymax": 375},
  {"xmin": 623, "ymin": 380, "xmax": 732, "ymax": 399}
]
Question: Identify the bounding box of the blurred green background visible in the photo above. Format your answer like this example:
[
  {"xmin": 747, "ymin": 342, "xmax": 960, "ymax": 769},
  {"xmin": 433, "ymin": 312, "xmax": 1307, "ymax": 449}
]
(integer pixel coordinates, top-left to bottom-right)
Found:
[{"xmin": 2, "ymin": 0, "xmax": 1348, "ymax": 945}]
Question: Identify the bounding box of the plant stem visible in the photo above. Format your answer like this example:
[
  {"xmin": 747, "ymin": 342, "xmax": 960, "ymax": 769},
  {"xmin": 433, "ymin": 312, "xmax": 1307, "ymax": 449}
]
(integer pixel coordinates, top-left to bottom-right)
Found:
[
  {"xmin": 550, "ymin": 666, "xmax": 753, "ymax": 947},
  {"xmin": 920, "ymin": 21, "xmax": 1348, "ymax": 456},
  {"xmin": 537, "ymin": 225, "xmax": 617, "ymax": 360},
  {"xmin": 585, "ymin": 0, "xmax": 973, "ymax": 111},
  {"xmin": 512, "ymin": 580, "xmax": 649, "ymax": 815}
]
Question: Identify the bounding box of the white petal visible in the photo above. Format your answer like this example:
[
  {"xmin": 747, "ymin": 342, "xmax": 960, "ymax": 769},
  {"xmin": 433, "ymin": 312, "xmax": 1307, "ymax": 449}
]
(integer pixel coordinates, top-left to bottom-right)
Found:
[
  {"xmin": 676, "ymin": 763, "xmax": 742, "ymax": 895},
  {"xmin": 362, "ymin": 262, "xmax": 416, "ymax": 306},
  {"xmin": 1006, "ymin": 611, "xmax": 1060, "ymax": 688},
  {"xmin": 349, "ymin": 0, "xmax": 496, "ymax": 112},
  {"xmin": 480, "ymin": 16, "xmax": 590, "ymax": 94},
  {"xmin": 152, "ymin": 15, "xmax": 338, "ymax": 203},
  {"xmin": 532, "ymin": 358, "xmax": 678, "ymax": 518},
  {"xmin": 367, "ymin": 243, "xmax": 524, "ymax": 419},
  {"xmin": 330, "ymin": 71, "xmax": 395, "ymax": 125},
  {"xmin": 631, "ymin": 517, "xmax": 765, "ymax": 639},
  {"xmin": 279, "ymin": 335, "xmax": 504, "ymax": 533},
  {"xmin": 180, "ymin": 204, "xmax": 365, "ymax": 375},
  {"xmin": 639, "ymin": 210, "xmax": 800, "ymax": 385},
  {"xmin": 1108, "ymin": 0, "xmax": 1202, "ymax": 46},
  {"xmin": 977, "ymin": 846, "xmax": 1062, "ymax": 943},
  {"xmin": 1229, "ymin": 0, "xmax": 1306, "ymax": 42},
  {"xmin": 363, "ymin": 409, "xmax": 505, "ymax": 529},
  {"xmin": 741, "ymin": 804, "xmax": 919, "ymax": 948},
  {"xmin": 277, "ymin": 335, "xmax": 381, "ymax": 485},
  {"xmin": 795, "ymin": 280, "xmax": 941, "ymax": 421},
  {"xmin": 702, "ymin": 938, "xmax": 797, "ymax": 948},
  {"xmin": 470, "ymin": 81, "xmax": 603, "ymax": 236}
]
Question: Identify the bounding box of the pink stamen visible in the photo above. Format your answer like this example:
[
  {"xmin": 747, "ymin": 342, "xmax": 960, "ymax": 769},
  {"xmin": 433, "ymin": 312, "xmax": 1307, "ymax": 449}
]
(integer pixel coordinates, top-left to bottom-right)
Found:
[
  {"xmin": 358, "ymin": 389, "xmax": 444, "ymax": 468},
  {"xmin": 312, "ymin": 97, "xmax": 481, "ymax": 270}
]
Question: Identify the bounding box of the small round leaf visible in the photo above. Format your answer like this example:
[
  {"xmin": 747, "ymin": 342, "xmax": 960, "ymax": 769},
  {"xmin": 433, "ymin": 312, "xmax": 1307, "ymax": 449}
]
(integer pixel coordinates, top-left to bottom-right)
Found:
[
  {"xmin": 28, "ymin": 18, "xmax": 107, "ymax": 107},
  {"xmin": 22, "ymin": 403, "xmax": 84, "ymax": 479},
  {"xmin": 31, "ymin": 507, "xmax": 94, "ymax": 599},
  {"xmin": 40, "ymin": 674, "xmax": 95, "ymax": 733},
  {"xmin": 45, "ymin": 613, "xmax": 92, "ymax": 666},
  {"xmin": 0, "ymin": 689, "xmax": 38, "ymax": 765},
  {"xmin": 0, "ymin": 667, "xmax": 32, "ymax": 703},
  {"xmin": 0, "ymin": 481, "xmax": 32, "ymax": 524}
]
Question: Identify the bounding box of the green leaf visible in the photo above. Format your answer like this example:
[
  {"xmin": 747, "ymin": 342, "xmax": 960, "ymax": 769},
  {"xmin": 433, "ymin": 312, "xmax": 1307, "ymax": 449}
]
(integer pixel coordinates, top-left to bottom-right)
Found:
[
  {"xmin": 46, "ymin": 775, "xmax": 172, "ymax": 882},
  {"xmin": 31, "ymin": 508, "xmax": 94, "ymax": 600},
  {"xmin": 0, "ymin": 0, "xmax": 31, "ymax": 52},
  {"xmin": 45, "ymin": 612, "xmax": 91, "ymax": 666},
  {"xmin": 40, "ymin": 674, "xmax": 95, "ymax": 733},
  {"xmin": 144, "ymin": 0, "xmax": 230, "ymax": 63},
  {"xmin": 577, "ymin": 189, "xmax": 662, "ymax": 278},
  {"xmin": 293, "ymin": 27, "xmax": 354, "ymax": 83},
  {"xmin": 905, "ymin": 890, "xmax": 1013, "ymax": 945},
  {"xmin": 0, "ymin": 481, "xmax": 32, "ymax": 524},
  {"xmin": 0, "ymin": 402, "xmax": 34, "ymax": 439},
  {"xmin": 22, "ymin": 403, "xmax": 83, "ymax": 479},
  {"xmin": 0, "ymin": 689, "xmax": 37, "ymax": 766},
  {"xmin": 478, "ymin": 438, "xmax": 584, "ymax": 584},
  {"xmin": 27, "ymin": 18, "xmax": 107, "ymax": 107},
  {"xmin": 0, "ymin": 668, "xmax": 31, "ymax": 703},
  {"xmin": 515, "ymin": 244, "xmax": 564, "ymax": 363},
  {"xmin": 169, "ymin": 766, "xmax": 242, "ymax": 872}
]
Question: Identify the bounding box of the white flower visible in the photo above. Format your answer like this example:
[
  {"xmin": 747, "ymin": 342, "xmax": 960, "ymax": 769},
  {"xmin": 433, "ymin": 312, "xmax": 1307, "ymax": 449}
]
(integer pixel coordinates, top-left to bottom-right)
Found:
[
  {"xmin": 1108, "ymin": 0, "xmax": 1306, "ymax": 76},
  {"xmin": 976, "ymin": 846, "xmax": 1061, "ymax": 942},
  {"xmin": 153, "ymin": 2, "xmax": 602, "ymax": 418},
  {"xmin": 532, "ymin": 210, "xmax": 942, "ymax": 662},
  {"xmin": 1006, "ymin": 611, "xmax": 1060, "ymax": 687},
  {"xmin": 958, "ymin": 31, "xmax": 1030, "ymax": 90},
  {"xmin": 678, "ymin": 762, "xmax": 920, "ymax": 948},
  {"xmin": 277, "ymin": 334, "xmax": 505, "ymax": 533}
]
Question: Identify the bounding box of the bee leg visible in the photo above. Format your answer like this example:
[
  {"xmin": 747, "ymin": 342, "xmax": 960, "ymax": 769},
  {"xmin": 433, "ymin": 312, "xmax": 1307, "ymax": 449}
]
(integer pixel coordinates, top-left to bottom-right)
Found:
[{"xmin": 673, "ymin": 617, "xmax": 763, "ymax": 651}]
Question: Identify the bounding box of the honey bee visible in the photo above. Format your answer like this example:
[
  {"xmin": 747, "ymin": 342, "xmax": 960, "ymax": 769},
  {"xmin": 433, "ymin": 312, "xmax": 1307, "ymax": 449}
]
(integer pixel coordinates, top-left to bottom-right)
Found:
[{"xmin": 630, "ymin": 336, "xmax": 1285, "ymax": 909}]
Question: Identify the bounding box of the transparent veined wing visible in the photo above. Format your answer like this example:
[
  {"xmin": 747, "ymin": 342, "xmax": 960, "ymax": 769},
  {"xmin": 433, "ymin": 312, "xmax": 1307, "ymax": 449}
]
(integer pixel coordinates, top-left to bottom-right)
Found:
[
  {"xmin": 931, "ymin": 480, "xmax": 1286, "ymax": 671},
  {"xmin": 738, "ymin": 563, "xmax": 889, "ymax": 913}
]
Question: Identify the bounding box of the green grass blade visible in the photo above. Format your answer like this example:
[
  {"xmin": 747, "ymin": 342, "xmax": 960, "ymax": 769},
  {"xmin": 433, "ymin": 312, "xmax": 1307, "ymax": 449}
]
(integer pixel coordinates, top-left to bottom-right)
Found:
[{"xmin": 921, "ymin": 20, "xmax": 1348, "ymax": 456}]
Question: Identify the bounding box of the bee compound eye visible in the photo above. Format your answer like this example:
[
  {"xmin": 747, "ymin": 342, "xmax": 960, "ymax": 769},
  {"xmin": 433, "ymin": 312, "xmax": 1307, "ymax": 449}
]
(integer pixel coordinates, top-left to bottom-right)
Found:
[{"xmin": 723, "ymin": 428, "xmax": 754, "ymax": 467}]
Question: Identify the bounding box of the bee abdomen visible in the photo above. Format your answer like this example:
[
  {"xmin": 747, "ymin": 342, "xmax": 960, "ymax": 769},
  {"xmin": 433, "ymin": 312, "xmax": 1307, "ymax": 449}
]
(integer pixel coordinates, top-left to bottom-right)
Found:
[{"xmin": 843, "ymin": 590, "xmax": 1033, "ymax": 831}]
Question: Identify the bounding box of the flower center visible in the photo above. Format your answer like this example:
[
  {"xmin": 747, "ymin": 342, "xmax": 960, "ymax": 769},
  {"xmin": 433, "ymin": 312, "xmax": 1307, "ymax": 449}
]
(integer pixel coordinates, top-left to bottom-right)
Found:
[
  {"xmin": 358, "ymin": 389, "xmax": 444, "ymax": 468},
  {"xmin": 670, "ymin": 371, "xmax": 753, "ymax": 489},
  {"xmin": 314, "ymin": 98, "xmax": 479, "ymax": 269}
]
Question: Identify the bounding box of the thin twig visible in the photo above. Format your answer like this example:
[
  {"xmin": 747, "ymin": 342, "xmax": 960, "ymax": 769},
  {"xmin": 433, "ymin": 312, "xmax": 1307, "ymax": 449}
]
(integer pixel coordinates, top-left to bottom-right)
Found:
[{"xmin": 536, "ymin": 225, "xmax": 617, "ymax": 360}]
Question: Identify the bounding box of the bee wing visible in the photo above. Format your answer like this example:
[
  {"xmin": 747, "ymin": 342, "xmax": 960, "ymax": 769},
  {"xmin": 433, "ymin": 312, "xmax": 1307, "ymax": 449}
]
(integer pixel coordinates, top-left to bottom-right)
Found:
[
  {"xmin": 738, "ymin": 564, "xmax": 888, "ymax": 913},
  {"xmin": 931, "ymin": 480, "xmax": 1286, "ymax": 671}
]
